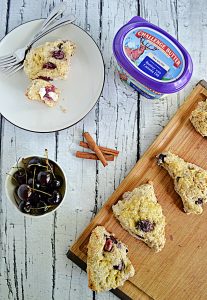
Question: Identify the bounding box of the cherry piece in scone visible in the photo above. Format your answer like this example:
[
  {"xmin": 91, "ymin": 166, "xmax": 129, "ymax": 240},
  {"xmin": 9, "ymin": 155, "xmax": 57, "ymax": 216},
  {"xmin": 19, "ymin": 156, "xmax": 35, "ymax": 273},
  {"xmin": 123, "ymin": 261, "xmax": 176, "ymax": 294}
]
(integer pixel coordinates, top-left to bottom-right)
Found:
[
  {"xmin": 52, "ymin": 50, "xmax": 65, "ymax": 59},
  {"xmin": 43, "ymin": 62, "xmax": 57, "ymax": 69}
]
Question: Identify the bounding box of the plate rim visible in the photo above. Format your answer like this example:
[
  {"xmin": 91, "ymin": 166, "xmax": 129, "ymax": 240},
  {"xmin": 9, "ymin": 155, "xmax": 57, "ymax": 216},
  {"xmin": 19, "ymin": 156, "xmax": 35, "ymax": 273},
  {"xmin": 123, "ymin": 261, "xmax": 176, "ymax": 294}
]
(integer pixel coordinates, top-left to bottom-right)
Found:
[{"xmin": 0, "ymin": 18, "xmax": 105, "ymax": 133}]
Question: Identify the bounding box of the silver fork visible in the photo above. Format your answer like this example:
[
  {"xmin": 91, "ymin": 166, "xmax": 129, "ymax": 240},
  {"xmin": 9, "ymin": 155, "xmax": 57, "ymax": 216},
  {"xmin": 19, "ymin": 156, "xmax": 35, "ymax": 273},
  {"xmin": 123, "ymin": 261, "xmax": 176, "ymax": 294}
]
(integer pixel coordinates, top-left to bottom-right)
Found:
[{"xmin": 0, "ymin": 2, "xmax": 75, "ymax": 76}]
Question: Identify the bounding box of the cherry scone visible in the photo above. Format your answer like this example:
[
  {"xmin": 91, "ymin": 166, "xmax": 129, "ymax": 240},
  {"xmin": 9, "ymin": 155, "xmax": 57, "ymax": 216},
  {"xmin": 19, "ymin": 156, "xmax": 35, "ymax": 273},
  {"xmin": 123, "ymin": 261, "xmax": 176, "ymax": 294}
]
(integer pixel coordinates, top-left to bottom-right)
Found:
[
  {"xmin": 112, "ymin": 182, "xmax": 166, "ymax": 252},
  {"xmin": 24, "ymin": 40, "xmax": 76, "ymax": 80},
  {"xmin": 157, "ymin": 151, "xmax": 207, "ymax": 214},
  {"xmin": 87, "ymin": 226, "xmax": 135, "ymax": 292},
  {"xmin": 25, "ymin": 79, "xmax": 60, "ymax": 107}
]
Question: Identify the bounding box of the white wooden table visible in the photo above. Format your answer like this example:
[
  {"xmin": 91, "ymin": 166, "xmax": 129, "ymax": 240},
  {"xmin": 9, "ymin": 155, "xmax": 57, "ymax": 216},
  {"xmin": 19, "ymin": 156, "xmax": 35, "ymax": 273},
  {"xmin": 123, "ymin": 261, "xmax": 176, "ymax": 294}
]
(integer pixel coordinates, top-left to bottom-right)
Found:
[{"xmin": 0, "ymin": 1, "xmax": 206, "ymax": 299}]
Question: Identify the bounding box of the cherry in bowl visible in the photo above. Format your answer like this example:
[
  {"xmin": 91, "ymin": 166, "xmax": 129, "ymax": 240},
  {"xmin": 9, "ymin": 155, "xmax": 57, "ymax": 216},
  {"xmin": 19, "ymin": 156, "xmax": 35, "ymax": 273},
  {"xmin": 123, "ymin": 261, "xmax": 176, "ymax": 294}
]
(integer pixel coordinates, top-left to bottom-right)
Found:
[{"xmin": 5, "ymin": 154, "xmax": 67, "ymax": 217}]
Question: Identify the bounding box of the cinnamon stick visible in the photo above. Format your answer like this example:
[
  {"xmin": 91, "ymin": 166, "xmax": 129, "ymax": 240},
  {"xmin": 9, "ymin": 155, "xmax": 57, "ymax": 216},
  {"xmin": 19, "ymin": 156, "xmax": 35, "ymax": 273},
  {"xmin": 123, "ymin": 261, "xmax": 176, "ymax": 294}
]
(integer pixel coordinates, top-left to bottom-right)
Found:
[
  {"xmin": 79, "ymin": 141, "xmax": 119, "ymax": 156},
  {"xmin": 83, "ymin": 132, "xmax": 108, "ymax": 167},
  {"xmin": 76, "ymin": 151, "xmax": 114, "ymax": 161}
]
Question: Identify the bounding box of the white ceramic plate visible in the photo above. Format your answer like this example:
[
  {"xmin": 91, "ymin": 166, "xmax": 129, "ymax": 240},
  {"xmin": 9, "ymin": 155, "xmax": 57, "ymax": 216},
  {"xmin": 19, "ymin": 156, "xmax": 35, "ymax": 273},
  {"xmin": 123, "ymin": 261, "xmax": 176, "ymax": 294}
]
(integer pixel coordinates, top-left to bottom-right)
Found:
[{"xmin": 0, "ymin": 20, "xmax": 105, "ymax": 132}]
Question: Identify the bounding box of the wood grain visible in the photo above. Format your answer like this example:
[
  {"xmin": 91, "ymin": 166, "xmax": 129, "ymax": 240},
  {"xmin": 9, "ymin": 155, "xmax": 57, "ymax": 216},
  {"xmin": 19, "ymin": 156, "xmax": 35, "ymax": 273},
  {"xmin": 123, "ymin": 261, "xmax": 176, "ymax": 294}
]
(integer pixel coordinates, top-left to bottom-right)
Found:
[{"xmin": 69, "ymin": 82, "xmax": 207, "ymax": 300}]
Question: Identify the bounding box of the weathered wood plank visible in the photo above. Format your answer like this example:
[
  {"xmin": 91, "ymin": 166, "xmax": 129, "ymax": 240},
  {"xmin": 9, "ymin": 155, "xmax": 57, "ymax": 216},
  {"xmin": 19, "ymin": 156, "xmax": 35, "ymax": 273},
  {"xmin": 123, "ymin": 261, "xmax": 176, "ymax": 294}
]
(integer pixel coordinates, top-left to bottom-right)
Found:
[
  {"xmin": 95, "ymin": 1, "xmax": 138, "ymax": 299},
  {"xmin": 0, "ymin": 1, "xmax": 57, "ymax": 300},
  {"xmin": 139, "ymin": 0, "xmax": 180, "ymax": 154},
  {"xmin": 52, "ymin": 0, "xmax": 98, "ymax": 298}
]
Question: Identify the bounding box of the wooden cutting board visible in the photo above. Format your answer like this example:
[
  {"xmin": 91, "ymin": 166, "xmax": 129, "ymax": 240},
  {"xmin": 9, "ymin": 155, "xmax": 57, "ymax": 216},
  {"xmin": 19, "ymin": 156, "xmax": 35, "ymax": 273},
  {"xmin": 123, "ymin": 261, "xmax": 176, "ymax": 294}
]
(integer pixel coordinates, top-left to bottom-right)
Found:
[{"xmin": 67, "ymin": 80, "xmax": 207, "ymax": 300}]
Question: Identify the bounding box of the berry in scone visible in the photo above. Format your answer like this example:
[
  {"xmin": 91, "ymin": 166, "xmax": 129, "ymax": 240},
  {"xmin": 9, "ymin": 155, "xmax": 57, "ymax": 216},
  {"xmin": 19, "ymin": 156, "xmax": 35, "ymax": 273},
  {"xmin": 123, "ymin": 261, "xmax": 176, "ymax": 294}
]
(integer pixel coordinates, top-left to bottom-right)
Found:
[
  {"xmin": 87, "ymin": 226, "xmax": 135, "ymax": 292},
  {"xmin": 190, "ymin": 99, "xmax": 207, "ymax": 137},
  {"xmin": 112, "ymin": 182, "xmax": 166, "ymax": 252},
  {"xmin": 24, "ymin": 40, "xmax": 76, "ymax": 80},
  {"xmin": 157, "ymin": 151, "xmax": 207, "ymax": 214},
  {"xmin": 25, "ymin": 79, "xmax": 60, "ymax": 107}
]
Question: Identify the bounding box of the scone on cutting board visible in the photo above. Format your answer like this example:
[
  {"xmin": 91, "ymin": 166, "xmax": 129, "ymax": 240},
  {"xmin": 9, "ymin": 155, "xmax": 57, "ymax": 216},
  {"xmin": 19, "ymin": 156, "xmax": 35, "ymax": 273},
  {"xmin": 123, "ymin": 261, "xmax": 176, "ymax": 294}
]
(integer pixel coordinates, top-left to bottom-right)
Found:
[
  {"xmin": 24, "ymin": 40, "xmax": 76, "ymax": 80},
  {"xmin": 190, "ymin": 99, "xmax": 207, "ymax": 136},
  {"xmin": 157, "ymin": 151, "xmax": 207, "ymax": 214},
  {"xmin": 87, "ymin": 226, "xmax": 135, "ymax": 292},
  {"xmin": 112, "ymin": 182, "xmax": 166, "ymax": 252},
  {"xmin": 25, "ymin": 79, "xmax": 60, "ymax": 107}
]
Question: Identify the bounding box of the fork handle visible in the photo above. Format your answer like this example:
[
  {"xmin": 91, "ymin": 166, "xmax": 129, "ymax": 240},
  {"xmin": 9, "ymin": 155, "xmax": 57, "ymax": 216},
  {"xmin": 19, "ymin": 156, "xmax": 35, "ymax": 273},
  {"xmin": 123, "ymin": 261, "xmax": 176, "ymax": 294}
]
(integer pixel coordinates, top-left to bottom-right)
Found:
[
  {"xmin": 37, "ymin": 2, "xmax": 67, "ymax": 34},
  {"xmin": 27, "ymin": 15, "xmax": 76, "ymax": 48},
  {"xmin": 27, "ymin": 2, "xmax": 68, "ymax": 46}
]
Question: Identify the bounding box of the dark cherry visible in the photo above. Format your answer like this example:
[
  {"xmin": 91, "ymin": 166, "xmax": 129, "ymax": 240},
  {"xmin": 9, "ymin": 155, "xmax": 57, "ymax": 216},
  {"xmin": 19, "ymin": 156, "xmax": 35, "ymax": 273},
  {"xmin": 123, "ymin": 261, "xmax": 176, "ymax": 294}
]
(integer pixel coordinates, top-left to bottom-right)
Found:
[
  {"xmin": 136, "ymin": 220, "xmax": 155, "ymax": 232},
  {"xmin": 27, "ymin": 157, "xmax": 43, "ymax": 172},
  {"xmin": 113, "ymin": 260, "xmax": 124, "ymax": 271},
  {"xmin": 27, "ymin": 178, "xmax": 41, "ymax": 189},
  {"xmin": 19, "ymin": 200, "xmax": 31, "ymax": 213},
  {"xmin": 27, "ymin": 177, "xmax": 34, "ymax": 187},
  {"xmin": 29, "ymin": 193, "xmax": 40, "ymax": 207},
  {"xmin": 13, "ymin": 187, "xmax": 21, "ymax": 205},
  {"xmin": 48, "ymin": 190, "xmax": 62, "ymax": 205},
  {"xmin": 43, "ymin": 62, "xmax": 57, "ymax": 69},
  {"xmin": 17, "ymin": 184, "xmax": 32, "ymax": 201},
  {"xmin": 109, "ymin": 235, "xmax": 118, "ymax": 244},
  {"xmin": 104, "ymin": 238, "xmax": 113, "ymax": 252},
  {"xmin": 37, "ymin": 200, "xmax": 48, "ymax": 213},
  {"xmin": 52, "ymin": 50, "xmax": 65, "ymax": 59},
  {"xmin": 44, "ymin": 85, "xmax": 56, "ymax": 100},
  {"xmin": 58, "ymin": 42, "xmax": 63, "ymax": 49},
  {"xmin": 157, "ymin": 154, "xmax": 166, "ymax": 164},
  {"xmin": 13, "ymin": 168, "xmax": 26, "ymax": 185},
  {"xmin": 37, "ymin": 171, "xmax": 52, "ymax": 186},
  {"xmin": 45, "ymin": 85, "xmax": 55, "ymax": 93},
  {"xmin": 38, "ymin": 76, "xmax": 53, "ymax": 81},
  {"xmin": 50, "ymin": 175, "xmax": 63, "ymax": 189},
  {"xmin": 195, "ymin": 198, "xmax": 203, "ymax": 205}
]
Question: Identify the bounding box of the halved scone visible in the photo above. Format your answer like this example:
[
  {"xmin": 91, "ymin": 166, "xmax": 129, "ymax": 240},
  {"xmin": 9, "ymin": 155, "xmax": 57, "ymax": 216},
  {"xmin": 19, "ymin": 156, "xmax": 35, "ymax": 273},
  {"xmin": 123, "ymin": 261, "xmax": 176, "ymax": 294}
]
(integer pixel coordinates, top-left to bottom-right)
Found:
[
  {"xmin": 24, "ymin": 40, "xmax": 76, "ymax": 80},
  {"xmin": 25, "ymin": 79, "xmax": 60, "ymax": 107},
  {"xmin": 87, "ymin": 226, "xmax": 135, "ymax": 292},
  {"xmin": 157, "ymin": 151, "xmax": 207, "ymax": 214},
  {"xmin": 112, "ymin": 182, "xmax": 166, "ymax": 252},
  {"xmin": 190, "ymin": 99, "xmax": 207, "ymax": 136}
]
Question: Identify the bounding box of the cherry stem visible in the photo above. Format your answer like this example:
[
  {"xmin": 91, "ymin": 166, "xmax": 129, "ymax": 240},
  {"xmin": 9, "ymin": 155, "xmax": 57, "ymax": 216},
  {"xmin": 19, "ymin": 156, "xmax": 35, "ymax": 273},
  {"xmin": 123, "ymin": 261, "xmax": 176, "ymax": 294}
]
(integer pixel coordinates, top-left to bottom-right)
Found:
[
  {"xmin": 45, "ymin": 149, "xmax": 49, "ymax": 171},
  {"xmin": 33, "ymin": 167, "xmax": 36, "ymax": 189},
  {"xmin": 6, "ymin": 173, "xmax": 18, "ymax": 183},
  {"xmin": 33, "ymin": 205, "xmax": 56, "ymax": 210},
  {"xmin": 31, "ymin": 188, "xmax": 52, "ymax": 197}
]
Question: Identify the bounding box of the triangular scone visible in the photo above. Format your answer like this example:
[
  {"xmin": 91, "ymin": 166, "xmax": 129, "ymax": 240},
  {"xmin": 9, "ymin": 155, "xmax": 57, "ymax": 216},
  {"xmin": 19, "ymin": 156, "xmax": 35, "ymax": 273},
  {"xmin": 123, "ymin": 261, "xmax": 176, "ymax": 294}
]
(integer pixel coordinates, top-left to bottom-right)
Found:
[
  {"xmin": 157, "ymin": 151, "xmax": 207, "ymax": 214},
  {"xmin": 112, "ymin": 182, "xmax": 166, "ymax": 252},
  {"xmin": 87, "ymin": 226, "xmax": 135, "ymax": 292},
  {"xmin": 190, "ymin": 100, "xmax": 207, "ymax": 136}
]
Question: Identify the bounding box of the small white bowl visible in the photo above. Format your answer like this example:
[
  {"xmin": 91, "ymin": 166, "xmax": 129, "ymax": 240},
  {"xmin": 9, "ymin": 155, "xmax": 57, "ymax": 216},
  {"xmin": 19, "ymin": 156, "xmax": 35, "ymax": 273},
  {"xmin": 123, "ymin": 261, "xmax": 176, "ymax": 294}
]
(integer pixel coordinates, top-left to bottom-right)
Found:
[{"xmin": 5, "ymin": 156, "xmax": 67, "ymax": 218}]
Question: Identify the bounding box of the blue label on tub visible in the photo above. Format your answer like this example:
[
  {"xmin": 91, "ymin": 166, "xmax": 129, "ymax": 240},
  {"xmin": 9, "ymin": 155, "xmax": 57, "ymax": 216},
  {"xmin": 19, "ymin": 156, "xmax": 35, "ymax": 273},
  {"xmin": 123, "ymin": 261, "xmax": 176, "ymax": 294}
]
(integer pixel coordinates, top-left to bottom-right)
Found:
[
  {"xmin": 123, "ymin": 26, "xmax": 185, "ymax": 83},
  {"xmin": 138, "ymin": 55, "xmax": 167, "ymax": 79}
]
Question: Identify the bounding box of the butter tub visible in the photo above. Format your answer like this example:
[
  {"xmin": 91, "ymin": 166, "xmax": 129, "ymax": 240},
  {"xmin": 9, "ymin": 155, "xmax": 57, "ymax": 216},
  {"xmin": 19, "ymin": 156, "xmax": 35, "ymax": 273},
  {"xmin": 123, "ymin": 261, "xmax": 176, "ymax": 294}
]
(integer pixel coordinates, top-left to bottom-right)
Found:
[{"xmin": 113, "ymin": 16, "xmax": 193, "ymax": 99}]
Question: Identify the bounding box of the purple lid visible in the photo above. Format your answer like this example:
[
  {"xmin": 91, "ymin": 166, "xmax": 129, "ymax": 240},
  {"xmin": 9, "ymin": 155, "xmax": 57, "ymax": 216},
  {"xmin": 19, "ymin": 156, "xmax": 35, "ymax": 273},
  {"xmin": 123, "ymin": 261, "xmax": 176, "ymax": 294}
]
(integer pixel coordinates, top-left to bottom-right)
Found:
[{"xmin": 113, "ymin": 16, "xmax": 193, "ymax": 94}]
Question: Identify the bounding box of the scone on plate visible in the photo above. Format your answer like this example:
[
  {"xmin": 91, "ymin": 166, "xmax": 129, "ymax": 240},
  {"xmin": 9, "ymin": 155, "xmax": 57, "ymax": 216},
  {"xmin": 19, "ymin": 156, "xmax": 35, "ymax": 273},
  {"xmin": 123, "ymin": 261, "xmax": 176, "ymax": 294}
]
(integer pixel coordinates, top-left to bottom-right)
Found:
[
  {"xmin": 157, "ymin": 151, "xmax": 207, "ymax": 214},
  {"xmin": 112, "ymin": 182, "xmax": 166, "ymax": 252},
  {"xmin": 25, "ymin": 79, "xmax": 60, "ymax": 107},
  {"xmin": 87, "ymin": 226, "xmax": 135, "ymax": 292},
  {"xmin": 24, "ymin": 40, "xmax": 76, "ymax": 80},
  {"xmin": 190, "ymin": 99, "xmax": 207, "ymax": 136}
]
